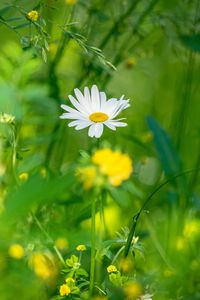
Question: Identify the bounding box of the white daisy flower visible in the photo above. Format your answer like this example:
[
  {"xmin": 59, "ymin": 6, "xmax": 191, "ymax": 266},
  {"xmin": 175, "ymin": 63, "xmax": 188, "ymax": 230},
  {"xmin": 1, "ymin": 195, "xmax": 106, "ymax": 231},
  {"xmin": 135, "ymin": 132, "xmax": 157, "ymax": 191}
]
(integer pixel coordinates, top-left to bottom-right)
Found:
[{"xmin": 60, "ymin": 85, "xmax": 130, "ymax": 138}]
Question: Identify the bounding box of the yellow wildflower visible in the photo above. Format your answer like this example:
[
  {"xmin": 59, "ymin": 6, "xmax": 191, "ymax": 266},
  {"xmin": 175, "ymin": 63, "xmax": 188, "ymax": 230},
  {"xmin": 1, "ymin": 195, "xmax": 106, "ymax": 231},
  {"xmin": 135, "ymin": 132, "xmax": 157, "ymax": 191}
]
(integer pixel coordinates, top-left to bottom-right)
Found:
[
  {"xmin": 29, "ymin": 252, "xmax": 56, "ymax": 280},
  {"xmin": 55, "ymin": 237, "xmax": 69, "ymax": 250},
  {"xmin": 92, "ymin": 148, "xmax": 133, "ymax": 186},
  {"xmin": 76, "ymin": 166, "xmax": 97, "ymax": 190},
  {"xmin": 18, "ymin": 172, "xmax": 29, "ymax": 181},
  {"xmin": 124, "ymin": 281, "xmax": 142, "ymax": 299},
  {"xmin": 60, "ymin": 284, "xmax": 71, "ymax": 296},
  {"xmin": 27, "ymin": 10, "xmax": 39, "ymax": 22},
  {"xmin": 107, "ymin": 265, "xmax": 117, "ymax": 273},
  {"xmin": 76, "ymin": 244, "xmax": 86, "ymax": 251},
  {"xmin": 65, "ymin": 0, "xmax": 77, "ymax": 5},
  {"xmin": 8, "ymin": 244, "xmax": 25, "ymax": 259}
]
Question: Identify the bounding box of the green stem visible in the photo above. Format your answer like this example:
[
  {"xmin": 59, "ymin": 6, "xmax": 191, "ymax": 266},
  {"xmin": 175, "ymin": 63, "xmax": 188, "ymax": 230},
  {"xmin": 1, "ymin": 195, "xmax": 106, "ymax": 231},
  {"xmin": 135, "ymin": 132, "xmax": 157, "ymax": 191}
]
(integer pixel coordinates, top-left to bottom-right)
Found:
[
  {"xmin": 33, "ymin": 214, "xmax": 66, "ymax": 266},
  {"xmin": 89, "ymin": 195, "xmax": 96, "ymax": 296}
]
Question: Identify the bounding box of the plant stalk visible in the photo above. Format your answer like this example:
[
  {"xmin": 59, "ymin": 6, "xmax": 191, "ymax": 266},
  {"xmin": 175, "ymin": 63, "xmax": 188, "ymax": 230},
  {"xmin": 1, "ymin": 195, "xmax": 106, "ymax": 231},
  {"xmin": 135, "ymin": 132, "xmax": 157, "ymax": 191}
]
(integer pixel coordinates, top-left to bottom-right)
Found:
[{"xmin": 89, "ymin": 195, "xmax": 96, "ymax": 296}]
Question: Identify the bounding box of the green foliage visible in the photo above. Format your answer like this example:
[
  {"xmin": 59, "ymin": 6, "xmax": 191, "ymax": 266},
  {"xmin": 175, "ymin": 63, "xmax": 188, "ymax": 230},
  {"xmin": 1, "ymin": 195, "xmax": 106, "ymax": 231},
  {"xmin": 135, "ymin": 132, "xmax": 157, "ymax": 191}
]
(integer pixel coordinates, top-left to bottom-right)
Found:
[{"xmin": 0, "ymin": 0, "xmax": 200, "ymax": 300}]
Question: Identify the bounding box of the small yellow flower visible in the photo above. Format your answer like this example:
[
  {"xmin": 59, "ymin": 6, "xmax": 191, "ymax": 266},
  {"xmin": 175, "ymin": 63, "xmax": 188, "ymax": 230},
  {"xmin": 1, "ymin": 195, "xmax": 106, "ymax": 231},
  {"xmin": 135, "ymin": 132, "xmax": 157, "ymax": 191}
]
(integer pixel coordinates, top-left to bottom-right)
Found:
[
  {"xmin": 19, "ymin": 172, "xmax": 29, "ymax": 181},
  {"xmin": 107, "ymin": 265, "xmax": 117, "ymax": 273},
  {"xmin": 124, "ymin": 281, "xmax": 142, "ymax": 299},
  {"xmin": 76, "ymin": 166, "xmax": 97, "ymax": 190},
  {"xmin": 60, "ymin": 284, "xmax": 71, "ymax": 296},
  {"xmin": 55, "ymin": 238, "xmax": 69, "ymax": 250},
  {"xmin": 0, "ymin": 113, "xmax": 15, "ymax": 123},
  {"xmin": 8, "ymin": 244, "xmax": 25, "ymax": 259},
  {"xmin": 65, "ymin": 0, "xmax": 77, "ymax": 5},
  {"xmin": 92, "ymin": 148, "xmax": 133, "ymax": 186},
  {"xmin": 76, "ymin": 244, "xmax": 86, "ymax": 251},
  {"xmin": 27, "ymin": 10, "xmax": 39, "ymax": 22}
]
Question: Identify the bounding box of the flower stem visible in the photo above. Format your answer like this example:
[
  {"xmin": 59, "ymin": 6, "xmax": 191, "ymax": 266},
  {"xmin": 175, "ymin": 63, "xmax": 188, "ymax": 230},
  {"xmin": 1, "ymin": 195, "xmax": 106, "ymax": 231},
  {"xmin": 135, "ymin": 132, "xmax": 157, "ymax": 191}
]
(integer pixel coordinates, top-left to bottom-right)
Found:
[{"xmin": 89, "ymin": 196, "xmax": 96, "ymax": 296}]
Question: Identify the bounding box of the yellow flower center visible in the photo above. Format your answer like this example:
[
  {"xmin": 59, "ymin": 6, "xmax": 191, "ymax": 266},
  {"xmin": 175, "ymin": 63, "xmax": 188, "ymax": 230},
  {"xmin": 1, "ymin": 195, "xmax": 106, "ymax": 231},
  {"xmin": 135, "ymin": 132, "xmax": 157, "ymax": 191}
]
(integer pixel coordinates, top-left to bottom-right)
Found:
[{"xmin": 89, "ymin": 112, "xmax": 108, "ymax": 123}]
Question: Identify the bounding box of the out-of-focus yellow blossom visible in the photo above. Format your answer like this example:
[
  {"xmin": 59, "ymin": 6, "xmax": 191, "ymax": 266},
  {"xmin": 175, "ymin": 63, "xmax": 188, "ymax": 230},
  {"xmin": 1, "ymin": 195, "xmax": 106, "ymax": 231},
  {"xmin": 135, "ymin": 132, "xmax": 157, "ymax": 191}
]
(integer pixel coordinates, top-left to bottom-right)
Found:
[
  {"xmin": 60, "ymin": 283, "xmax": 71, "ymax": 296},
  {"xmin": 82, "ymin": 205, "xmax": 121, "ymax": 235},
  {"xmin": 124, "ymin": 281, "xmax": 142, "ymax": 299},
  {"xmin": 184, "ymin": 219, "xmax": 200, "ymax": 238},
  {"xmin": 175, "ymin": 236, "xmax": 185, "ymax": 251},
  {"xmin": 65, "ymin": 0, "xmax": 77, "ymax": 5},
  {"xmin": 8, "ymin": 244, "xmax": 25, "ymax": 259},
  {"xmin": 119, "ymin": 257, "xmax": 135, "ymax": 273},
  {"xmin": 92, "ymin": 148, "xmax": 133, "ymax": 186},
  {"xmin": 125, "ymin": 57, "xmax": 137, "ymax": 69},
  {"xmin": 27, "ymin": 10, "xmax": 39, "ymax": 22},
  {"xmin": 55, "ymin": 237, "xmax": 69, "ymax": 250},
  {"xmin": 19, "ymin": 172, "xmax": 29, "ymax": 181},
  {"xmin": 107, "ymin": 265, "xmax": 117, "ymax": 273},
  {"xmin": 163, "ymin": 268, "xmax": 174, "ymax": 278},
  {"xmin": 29, "ymin": 252, "xmax": 56, "ymax": 280},
  {"xmin": 40, "ymin": 167, "xmax": 47, "ymax": 178},
  {"xmin": 76, "ymin": 166, "xmax": 97, "ymax": 190},
  {"xmin": 76, "ymin": 244, "xmax": 86, "ymax": 251},
  {"xmin": 0, "ymin": 113, "xmax": 15, "ymax": 123}
]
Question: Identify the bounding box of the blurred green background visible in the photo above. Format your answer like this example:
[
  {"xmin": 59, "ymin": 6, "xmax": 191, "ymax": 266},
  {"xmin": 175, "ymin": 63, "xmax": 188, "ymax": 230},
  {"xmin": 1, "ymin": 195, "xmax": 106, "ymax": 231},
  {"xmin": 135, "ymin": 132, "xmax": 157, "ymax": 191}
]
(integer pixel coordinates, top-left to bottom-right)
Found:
[{"xmin": 0, "ymin": 0, "xmax": 200, "ymax": 299}]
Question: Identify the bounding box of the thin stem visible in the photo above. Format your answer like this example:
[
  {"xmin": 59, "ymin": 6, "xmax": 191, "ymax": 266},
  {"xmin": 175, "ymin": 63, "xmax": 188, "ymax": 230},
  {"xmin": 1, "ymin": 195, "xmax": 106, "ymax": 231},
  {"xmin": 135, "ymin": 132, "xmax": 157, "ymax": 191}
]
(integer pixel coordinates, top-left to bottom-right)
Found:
[
  {"xmin": 124, "ymin": 168, "xmax": 200, "ymax": 257},
  {"xmin": 89, "ymin": 195, "xmax": 96, "ymax": 296},
  {"xmin": 112, "ymin": 246, "xmax": 125, "ymax": 264},
  {"xmin": 33, "ymin": 214, "xmax": 66, "ymax": 266}
]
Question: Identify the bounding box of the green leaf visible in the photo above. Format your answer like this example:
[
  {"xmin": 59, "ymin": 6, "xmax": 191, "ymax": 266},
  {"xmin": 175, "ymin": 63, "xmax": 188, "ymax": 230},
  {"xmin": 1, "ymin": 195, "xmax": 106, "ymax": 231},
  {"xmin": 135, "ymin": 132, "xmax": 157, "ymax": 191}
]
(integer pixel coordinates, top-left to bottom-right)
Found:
[
  {"xmin": 0, "ymin": 5, "xmax": 12, "ymax": 17},
  {"xmin": 109, "ymin": 188, "xmax": 130, "ymax": 208},
  {"xmin": 146, "ymin": 116, "xmax": 182, "ymax": 178},
  {"xmin": 14, "ymin": 22, "xmax": 31, "ymax": 29},
  {"xmin": 76, "ymin": 268, "xmax": 88, "ymax": 277},
  {"xmin": 180, "ymin": 34, "xmax": 200, "ymax": 52},
  {"xmin": 2, "ymin": 172, "xmax": 74, "ymax": 221}
]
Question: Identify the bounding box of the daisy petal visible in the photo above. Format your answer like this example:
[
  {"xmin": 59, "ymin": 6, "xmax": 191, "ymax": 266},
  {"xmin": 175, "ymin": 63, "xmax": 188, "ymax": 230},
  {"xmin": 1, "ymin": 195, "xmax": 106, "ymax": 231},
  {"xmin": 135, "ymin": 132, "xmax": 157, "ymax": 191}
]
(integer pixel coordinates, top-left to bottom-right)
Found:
[
  {"xmin": 68, "ymin": 120, "xmax": 82, "ymax": 127},
  {"xmin": 61, "ymin": 104, "xmax": 79, "ymax": 114},
  {"xmin": 91, "ymin": 85, "xmax": 100, "ymax": 111},
  {"xmin": 104, "ymin": 121, "xmax": 116, "ymax": 131},
  {"xmin": 110, "ymin": 121, "xmax": 127, "ymax": 127},
  {"xmin": 75, "ymin": 121, "xmax": 92, "ymax": 130},
  {"xmin": 59, "ymin": 112, "xmax": 86, "ymax": 120},
  {"xmin": 88, "ymin": 124, "xmax": 96, "ymax": 137},
  {"xmin": 94, "ymin": 123, "xmax": 104, "ymax": 138},
  {"xmin": 69, "ymin": 95, "xmax": 88, "ymax": 115},
  {"xmin": 74, "ymin": 88, "xmax": 91, "ymax": 113}
]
